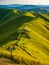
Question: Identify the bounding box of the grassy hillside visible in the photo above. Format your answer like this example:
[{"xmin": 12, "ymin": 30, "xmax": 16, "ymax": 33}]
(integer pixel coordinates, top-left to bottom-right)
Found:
[
  {"xmin": 0, "ymin": 8, "xmax": 49, "ymax": 65},
  {"xmin": 0, "ymin": 58, "xmax": 19, "ymax": 65}
]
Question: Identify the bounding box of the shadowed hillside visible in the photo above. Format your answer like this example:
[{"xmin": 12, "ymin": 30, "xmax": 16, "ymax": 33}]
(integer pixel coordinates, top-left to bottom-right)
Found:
[{"xmin": 0, "ymin": 8, "xmax": 49, "ymax": 65}]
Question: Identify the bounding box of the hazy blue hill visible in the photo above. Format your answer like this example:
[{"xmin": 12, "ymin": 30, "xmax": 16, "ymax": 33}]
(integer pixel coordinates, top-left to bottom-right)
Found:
[
  {"xmin": 0, "ymin": 4, "xmax": 23, "ymax": 9},
  {"xmin": 0, "ymin": 4, "xmax": 49, "ymax": 12},
  {"xmin": 8, "ymin": 4, "xmax": 23, "ymax": 7}
]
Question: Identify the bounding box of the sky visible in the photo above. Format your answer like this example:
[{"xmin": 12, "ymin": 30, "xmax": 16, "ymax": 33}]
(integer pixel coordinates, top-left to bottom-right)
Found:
[{"xmin": 0, "ymin": 0, "xmax": 49, "ymax": 5}]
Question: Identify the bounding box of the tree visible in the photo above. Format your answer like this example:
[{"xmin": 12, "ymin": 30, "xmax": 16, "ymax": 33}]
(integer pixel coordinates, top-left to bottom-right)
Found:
[{"xmin": 6, "ymin": 46, "xmax": 15, "ymax": 60}]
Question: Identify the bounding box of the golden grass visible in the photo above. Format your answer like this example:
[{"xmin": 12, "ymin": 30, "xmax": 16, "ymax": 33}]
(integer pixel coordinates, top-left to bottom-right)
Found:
[{"xmin": 0, "ymin": 12, "xmax": 49, "ymax": 65}]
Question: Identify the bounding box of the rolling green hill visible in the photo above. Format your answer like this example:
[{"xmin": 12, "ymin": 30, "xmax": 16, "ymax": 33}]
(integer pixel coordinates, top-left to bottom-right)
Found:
[{"xmin": 0, "ymin": 8, "xmax": 49, "ymax": 65}]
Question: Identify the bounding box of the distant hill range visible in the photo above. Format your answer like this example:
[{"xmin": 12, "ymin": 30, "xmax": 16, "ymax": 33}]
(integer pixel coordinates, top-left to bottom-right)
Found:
[{"xmin": 0, "ymin": 4, "xmax": 49, "ymax": 13}]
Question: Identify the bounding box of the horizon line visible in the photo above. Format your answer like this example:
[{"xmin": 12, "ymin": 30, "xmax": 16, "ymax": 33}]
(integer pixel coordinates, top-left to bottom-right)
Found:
[{"xmin": 0, "ymin": 4, "xmax": 49, "ymax": 6}]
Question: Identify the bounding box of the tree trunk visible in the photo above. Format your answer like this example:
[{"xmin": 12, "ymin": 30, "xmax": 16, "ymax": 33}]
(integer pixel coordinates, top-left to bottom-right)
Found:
[{"xmin": 11, "ymin": 51, "xmax": 13, "ymax": 60}]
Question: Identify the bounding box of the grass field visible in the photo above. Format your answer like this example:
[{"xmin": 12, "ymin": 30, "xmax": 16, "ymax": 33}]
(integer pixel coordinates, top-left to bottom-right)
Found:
[{"xmin": 0, "ymin": 8, "xmax": 49, "ymax": 65}]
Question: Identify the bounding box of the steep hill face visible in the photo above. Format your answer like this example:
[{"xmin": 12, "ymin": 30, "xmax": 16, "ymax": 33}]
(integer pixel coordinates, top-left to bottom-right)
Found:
[
  {"xmin": 0, "ymin": 9, "xmax": 35, "ymax": 45},
  {"xmin": 0, "ymin": 8, "xmax": 49, "ymax": 65}
]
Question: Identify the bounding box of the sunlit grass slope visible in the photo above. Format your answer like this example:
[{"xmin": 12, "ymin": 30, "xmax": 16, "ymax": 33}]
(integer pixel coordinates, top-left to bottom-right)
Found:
[
  {"xmin": 38, "ymin": 12, "xmax": 49, "ymax": 19},
  {"xmin": 0, "ymin": 8, "xmax": 49, "ymax": 65}
]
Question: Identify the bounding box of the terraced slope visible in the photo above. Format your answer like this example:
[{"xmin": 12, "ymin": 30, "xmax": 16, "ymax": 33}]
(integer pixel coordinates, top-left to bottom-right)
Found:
[{"xmin": 0, "ymin": 8, "xmax": 49, "ymax": 65}]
